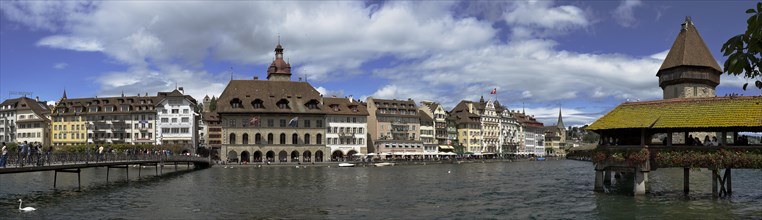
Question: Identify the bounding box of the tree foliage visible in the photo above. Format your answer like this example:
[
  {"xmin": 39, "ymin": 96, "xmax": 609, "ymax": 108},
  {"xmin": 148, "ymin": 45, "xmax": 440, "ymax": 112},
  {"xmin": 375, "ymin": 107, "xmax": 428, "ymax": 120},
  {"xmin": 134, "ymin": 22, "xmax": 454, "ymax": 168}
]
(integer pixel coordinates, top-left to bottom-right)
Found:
[
  {"xmin": 721, "ymin": 2, "xmax": 762, "ymax": 90},
  {"xmin": 209, "ymin": 96, "xmax": 217, "ymax": 112}
]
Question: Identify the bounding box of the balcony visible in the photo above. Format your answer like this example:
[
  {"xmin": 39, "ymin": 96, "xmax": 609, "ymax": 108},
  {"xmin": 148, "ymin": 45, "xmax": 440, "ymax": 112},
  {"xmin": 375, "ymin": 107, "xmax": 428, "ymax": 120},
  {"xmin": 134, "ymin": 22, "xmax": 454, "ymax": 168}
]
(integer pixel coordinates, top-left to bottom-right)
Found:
[{"xmin": 338, "ymin": 132, "xmax": 355, "ymax": 138}]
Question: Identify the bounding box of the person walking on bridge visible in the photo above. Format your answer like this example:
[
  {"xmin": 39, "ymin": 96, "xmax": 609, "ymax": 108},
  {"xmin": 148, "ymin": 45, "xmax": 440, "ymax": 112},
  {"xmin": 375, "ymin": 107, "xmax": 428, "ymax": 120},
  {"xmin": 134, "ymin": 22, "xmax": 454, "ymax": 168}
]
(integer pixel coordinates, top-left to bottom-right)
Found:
[
  {"xmin": 98, "ymin": 145, "xmax": 104, "ymax": 162},
  {"xmin": 0, "ymin": 142, "xmax": 8, "ymax": 168}
]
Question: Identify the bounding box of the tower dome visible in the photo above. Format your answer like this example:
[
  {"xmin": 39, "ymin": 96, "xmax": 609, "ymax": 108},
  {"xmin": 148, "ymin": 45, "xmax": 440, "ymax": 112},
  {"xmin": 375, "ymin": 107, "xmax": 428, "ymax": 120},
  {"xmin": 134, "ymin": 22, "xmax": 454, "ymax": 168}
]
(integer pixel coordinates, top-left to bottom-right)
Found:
[{"xmin": 267, "ymin": 42, "xmax": 292, "ymax": 81}]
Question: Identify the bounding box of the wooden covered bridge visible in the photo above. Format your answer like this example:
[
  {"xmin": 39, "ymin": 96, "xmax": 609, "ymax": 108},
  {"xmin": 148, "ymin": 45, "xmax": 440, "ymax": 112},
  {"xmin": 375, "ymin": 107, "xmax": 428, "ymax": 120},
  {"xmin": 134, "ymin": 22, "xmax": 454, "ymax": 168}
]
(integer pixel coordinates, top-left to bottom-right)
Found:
[{"xmin": 585, "ymin": 96, "xmax": 762, "ymax": 197}]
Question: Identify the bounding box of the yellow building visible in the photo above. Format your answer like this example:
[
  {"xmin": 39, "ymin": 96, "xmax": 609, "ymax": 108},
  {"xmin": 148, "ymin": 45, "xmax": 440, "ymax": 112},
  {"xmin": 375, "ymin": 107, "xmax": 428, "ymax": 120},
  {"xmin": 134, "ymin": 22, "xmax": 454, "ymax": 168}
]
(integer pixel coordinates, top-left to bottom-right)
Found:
[{"xmin": 51, "ymin": 114, "xmax": 88, "ymax": 146}]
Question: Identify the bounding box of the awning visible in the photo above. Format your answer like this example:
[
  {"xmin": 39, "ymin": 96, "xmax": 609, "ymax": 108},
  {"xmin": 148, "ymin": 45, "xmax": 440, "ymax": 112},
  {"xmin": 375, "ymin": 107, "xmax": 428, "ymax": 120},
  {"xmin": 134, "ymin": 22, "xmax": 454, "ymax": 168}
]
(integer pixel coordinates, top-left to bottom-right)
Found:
[{"xmin": 438, "ymin": 145, "xmax": 454, "ymax": 150}]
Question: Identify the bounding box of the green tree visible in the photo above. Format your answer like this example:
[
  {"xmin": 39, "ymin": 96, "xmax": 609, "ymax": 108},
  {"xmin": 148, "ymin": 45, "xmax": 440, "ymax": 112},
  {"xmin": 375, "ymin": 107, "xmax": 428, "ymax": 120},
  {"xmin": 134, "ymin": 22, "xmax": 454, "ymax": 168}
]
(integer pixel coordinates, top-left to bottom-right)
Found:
[
  {"xmin": 209, "ymin": 96, "xmax": 217, "ymax": 112},
  {"xmin": 721, "ymin": 2, "xmax": 762, "ymax": 90}
]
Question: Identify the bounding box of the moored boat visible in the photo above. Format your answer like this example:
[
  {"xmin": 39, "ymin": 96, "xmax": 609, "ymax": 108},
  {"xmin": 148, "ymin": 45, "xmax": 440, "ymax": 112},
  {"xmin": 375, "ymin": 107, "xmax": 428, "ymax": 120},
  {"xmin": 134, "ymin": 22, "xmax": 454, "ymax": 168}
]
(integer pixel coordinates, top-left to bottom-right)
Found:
[
  {"xmin": 374, "ymin": 162, "xmax": 395, "ymax": 167},
  {"xmin": 338, "ymin": 163, "xmax": 355, "ymax": 167}
]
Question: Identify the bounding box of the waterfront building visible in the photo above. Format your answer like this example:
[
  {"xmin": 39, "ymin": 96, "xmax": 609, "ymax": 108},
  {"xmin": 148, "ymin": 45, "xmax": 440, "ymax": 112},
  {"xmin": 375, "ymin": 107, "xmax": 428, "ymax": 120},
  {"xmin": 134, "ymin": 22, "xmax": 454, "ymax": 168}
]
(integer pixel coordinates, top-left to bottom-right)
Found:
[
  {"xmin": 544, "ymin": 108, "xmax": 567, "ymax": 157},
  {"xmin": 216, "ymin": 43, "xmax": 327, "ymax": 163},
  {"xmin": 366, "ymin": 97, "xmax": 423, "ymax": 155},
  {"xmin": 445, "ymin": 114, "xmax": 459, "ymax": 152},
  {"xmin": 201, "ymin": 112, "xmax": 222, "ymax": 160},
  {"xmin": 658, "ymin": 17, "xmax": 722, "ymax": 99},
  {"xmin": 51, "ymin": 91, "xmax": 158, "ymax": 146},
  {"xmin": 0, "ymin": 99, "xmax": 17, "ymax": 143},
  {"xmin": 513, "ymin": 111, "xmax": 545, "ymax": 156},
  {"xmin": 155, "ymin": 88, "xmax": 198, "ymax": 149},
  {"xmin": 497, "ymin": 105, "xmax": 523, "ymax": 157},
  {"xmin": 420, "ymin": 101, "xmax": 452, "ymax": 152},
  {"xmin": 324, "ymin": 97, "xmax": 369, "ymax": 160},
  {"xmin": 450, "ymin": 105, "xmax": 482, "ymax": 154},
  {"xmin": 451, "ymin": 97, "xmax": 502, "ymax": 154},
  {"xmin": 0, "ymin": 97, "xmax": 50, "ymax": 146},
  {"xmin": 418, "ymin": 108, "xmax": 437, "ymax": 156}
]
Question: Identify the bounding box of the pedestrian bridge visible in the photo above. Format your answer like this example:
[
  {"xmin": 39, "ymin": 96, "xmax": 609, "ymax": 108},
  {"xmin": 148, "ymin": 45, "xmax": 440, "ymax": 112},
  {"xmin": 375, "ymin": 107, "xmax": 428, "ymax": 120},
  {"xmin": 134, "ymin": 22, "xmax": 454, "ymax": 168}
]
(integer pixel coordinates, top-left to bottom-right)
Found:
[{"xmin": 0, "ymin": 153, "xmax": 212, "ymax": 190}]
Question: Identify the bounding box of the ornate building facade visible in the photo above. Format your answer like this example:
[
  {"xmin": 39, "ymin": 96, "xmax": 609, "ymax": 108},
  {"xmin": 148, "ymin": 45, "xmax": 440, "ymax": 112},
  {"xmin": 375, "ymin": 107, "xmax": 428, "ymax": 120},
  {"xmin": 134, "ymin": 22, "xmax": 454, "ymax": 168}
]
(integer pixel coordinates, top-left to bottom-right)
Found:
[{"xmin": 324, "ymin": 97, "xmax": 368, "ymax": 160}]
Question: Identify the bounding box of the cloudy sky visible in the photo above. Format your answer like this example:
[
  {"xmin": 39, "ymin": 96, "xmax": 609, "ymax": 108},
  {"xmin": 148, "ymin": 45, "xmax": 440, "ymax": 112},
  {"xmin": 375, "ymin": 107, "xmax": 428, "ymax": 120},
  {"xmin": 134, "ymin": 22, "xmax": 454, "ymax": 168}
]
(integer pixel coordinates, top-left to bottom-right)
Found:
[{"xmin": 1, "ymin": 0, "xmax": 759, "ymax": 126}]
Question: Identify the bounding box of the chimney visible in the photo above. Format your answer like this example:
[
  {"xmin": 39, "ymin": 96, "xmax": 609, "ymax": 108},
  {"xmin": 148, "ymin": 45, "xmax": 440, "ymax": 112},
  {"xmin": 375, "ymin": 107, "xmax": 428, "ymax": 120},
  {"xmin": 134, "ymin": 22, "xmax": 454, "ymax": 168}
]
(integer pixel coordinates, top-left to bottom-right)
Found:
[
  {"xmin": 348, "ymin": 95, "xmax": 354, "ymax": 103},
  {"xmin": 253, "ymin": 76, "xmax": 258, "ymax": 80},
  {"xmin": 36, "ymin": 96, "xmax": 39, "ymax": 102},
  {"xmin": 178, "ymin": 87, "xmax": 184, "ymax": 94}
]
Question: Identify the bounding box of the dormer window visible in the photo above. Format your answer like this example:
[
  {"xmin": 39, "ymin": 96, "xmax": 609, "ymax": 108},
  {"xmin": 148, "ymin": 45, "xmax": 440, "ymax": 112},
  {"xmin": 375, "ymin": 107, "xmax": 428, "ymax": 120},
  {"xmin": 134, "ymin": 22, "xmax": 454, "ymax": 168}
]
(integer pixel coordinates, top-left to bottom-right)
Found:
[
  {"xmin": 251, "ymin": 99, "xmax": 264, "ymax": 109},
  {"xmin": 305, "ymin": 99, "xmax": 319, "ymax": 110},
  {"xmin": 349, "ymin": 105, "xmax": 358, "ymax": 112},
  {"xmin": 330, "ymin": 104, "xmax": 340, "ymax": 112},
  {"xmin": 230, "ymin": 98, "xmax": 243, "ymax": 109},
  {"xmin": 276, "ymin": 99, "xmax": 289, "ymax": 109}
]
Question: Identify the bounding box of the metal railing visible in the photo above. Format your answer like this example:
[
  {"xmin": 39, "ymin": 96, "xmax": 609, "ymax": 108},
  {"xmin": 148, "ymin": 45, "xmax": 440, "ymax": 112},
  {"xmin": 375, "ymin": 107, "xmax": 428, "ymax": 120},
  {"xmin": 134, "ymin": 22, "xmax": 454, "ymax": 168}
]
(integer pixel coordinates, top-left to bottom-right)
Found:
[{"xmin": 0, "ymin": 152, "xmax": 207, "ymax": 168}]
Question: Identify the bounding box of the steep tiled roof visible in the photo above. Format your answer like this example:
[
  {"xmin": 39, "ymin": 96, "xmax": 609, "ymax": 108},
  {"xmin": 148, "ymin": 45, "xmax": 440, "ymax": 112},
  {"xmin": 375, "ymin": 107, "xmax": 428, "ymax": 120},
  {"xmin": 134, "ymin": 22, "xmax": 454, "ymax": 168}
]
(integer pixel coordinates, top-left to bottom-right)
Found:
[
  {"xmin": 8, "ymin": 97, "xmax": 51, "ymax": 122},
  {"xmin": 216, "ymin": 80, "xmax": 324, "ymax": 114},
  {"xmin": 419, "ymin": 110, "xmax": 433, "ymax": 122},
  {"xmin": 658, "ymin": 17, "xmax": 722, "ymax": 73},
  {"xmin": 156, "ymin": 89, "xmax": 197, "ymax": 105},
  {"xmin": 52, "ymin": 95, "xmax": 159, "ymax": 116},
  {"xmin": 513, "ymin": 112, "xmax": 544, "ymax": 127},
  {"xmin": 587, "ymin": 96, "xmax": 762, "ymax": 131},
  {"xmin": 202, "ymin": 112, "xmax": 220, "ymax": 122},
  {"xmin": 324, "ymin": 97, "xmax": 369, "ymax": 116}
]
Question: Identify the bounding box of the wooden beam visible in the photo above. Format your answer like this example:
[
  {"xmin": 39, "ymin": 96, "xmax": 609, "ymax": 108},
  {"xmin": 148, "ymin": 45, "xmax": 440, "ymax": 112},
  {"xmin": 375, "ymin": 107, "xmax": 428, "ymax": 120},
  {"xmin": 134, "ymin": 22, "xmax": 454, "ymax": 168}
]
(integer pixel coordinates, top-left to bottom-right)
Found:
[{"xmin": 683, "ymin": 167, "xmax": 690, "ymax": 194}]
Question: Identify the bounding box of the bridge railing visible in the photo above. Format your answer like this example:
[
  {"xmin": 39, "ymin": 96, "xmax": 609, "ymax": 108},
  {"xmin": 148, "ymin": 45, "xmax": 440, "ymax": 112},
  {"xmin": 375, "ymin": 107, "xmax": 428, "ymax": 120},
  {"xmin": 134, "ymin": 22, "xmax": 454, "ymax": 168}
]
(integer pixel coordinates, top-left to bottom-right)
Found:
[{"xmin": 0, "ymin": 152, "xmax": 207, "ymax": 168}]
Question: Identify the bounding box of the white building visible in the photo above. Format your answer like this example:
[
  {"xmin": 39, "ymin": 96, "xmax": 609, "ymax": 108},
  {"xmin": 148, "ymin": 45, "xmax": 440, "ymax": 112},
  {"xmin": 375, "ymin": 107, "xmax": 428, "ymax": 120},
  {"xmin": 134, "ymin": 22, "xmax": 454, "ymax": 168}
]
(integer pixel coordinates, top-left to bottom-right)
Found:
[
  {"xmin": 324, "ymin": 97, "xmax": 368, "ymax": 160},
  {"xmin": 514, "ymin": 112, "xmax": 545, "ymax": 157},
  {"xmin": 417, "ymin": 106, "xmax": 437, "ymax": 156},
  {"xmin": 156, "ymin": 88, "xmax": 199, "ymax": 150},
  {"xmin": 2, "ymin": 97, "xmax": 50, "ymax": 146},
  {"xmin": 498, "ymin": 107, "xmax": 523, "ymax": 157}
]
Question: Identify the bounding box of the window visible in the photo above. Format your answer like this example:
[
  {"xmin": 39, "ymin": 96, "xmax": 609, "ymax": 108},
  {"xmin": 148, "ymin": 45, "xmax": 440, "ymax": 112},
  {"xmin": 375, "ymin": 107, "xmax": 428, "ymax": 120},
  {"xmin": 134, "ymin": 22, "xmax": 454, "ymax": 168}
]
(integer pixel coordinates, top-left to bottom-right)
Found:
[
  {"xmin": 181, "ymin": 117, "xmax": 189, "ymax": 123},
  {"xmin": 305, "ymin": 100, "xmax": 319, "ymax": 109},
  {"xmin": 161, "ymin": 118, "xmax": 169, "ymax": 123},
  {"xmin": 183, "ymin": 109, "xmax": 189, "ymax": 114},
  {"xmin": 267, "ymin": 119, "xmax": 274, "ymax": 127},
  {"xmin": 280, "ymin": 133, "xmax": 286, "ymax": 144},
  {"xmin": 316, "ymin": 120, "xmax": 323, "ymax": 128},
  {"xmin": 304, "ymin": 133, "xmax": 311, "ymax": 145},
  {"xmin": 304, "ymin": 120, "xmax": 311, "ymax": 128},
  {"xmin": 229, "ymin": 133, "xmax": 236, "ymax": 144},
  {"xmin": 316, "ymin": 134, "xmax": 322, "ymax": 145},
  {"xmin": 292, "ymin": 133, "xmax": 298, "ymax": 145},
  {"xmin": 172, "ymin": 109, "xmax": 179, "ymax": 114},
  {"xmin": 255, "ymin": 133, "xmax": 262, "ymax": 144},
  {"xmin": 252, "ymin": 99, "xmax": 264, "ymax": 109},
  {"xmin": 276, "ymin": 99, "xmax": 289, "ymax": 109},
  {"xmin": 268, "ymin": 133, "xmax": 274, "ymax": 144},
  {"xmin": 359, "ymin": 128, "xmax": 364, "ymax": 134},
  {"xmin": 171, "ymin": 128, "xmax": 180, "ymax": 133},
  {"xmin": 162, "ymin": 109, "xmax": 168, "ymax": 114},
  {"xmin": 280, "ymin": 119, "xmax": 286, "ymax": 127},
  {"xmin": 352, "ymin": 117, "xmax": 357, "ymax": 123},
  {"xmin": 242, "ymin": 133, "xmax": 249, "ymax": 145},
  {"xmin": 229, "ymin": 119, "xmax": 236, "ymax": 127},
  {"xmin": 162, "ymin": 128, "xmax": 170, "ymax": 133},
  {"xmin": 230, "ymin": 99, "xmax": 243, "ymax": 109}
]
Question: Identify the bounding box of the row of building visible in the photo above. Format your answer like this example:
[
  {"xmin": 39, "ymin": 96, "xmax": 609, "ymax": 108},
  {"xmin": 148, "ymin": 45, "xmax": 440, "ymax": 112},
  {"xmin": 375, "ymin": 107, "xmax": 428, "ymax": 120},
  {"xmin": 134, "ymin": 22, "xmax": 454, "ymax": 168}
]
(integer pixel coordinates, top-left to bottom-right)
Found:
[{"xmin": 0, "ymin": 43, "xmax": 568, "ymax": 162}]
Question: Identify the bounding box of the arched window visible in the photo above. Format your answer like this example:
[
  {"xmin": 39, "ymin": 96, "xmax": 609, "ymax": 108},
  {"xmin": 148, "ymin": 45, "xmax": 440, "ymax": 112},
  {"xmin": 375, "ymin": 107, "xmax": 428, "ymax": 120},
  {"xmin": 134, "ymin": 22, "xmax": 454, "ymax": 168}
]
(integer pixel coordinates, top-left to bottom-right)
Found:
[
  {"xmin": 267, "ymin": 133, "xmax": 274, "ymax": 144},
  {"xmin": 276, "ymin": 99, "xmax": 289, "ymax": 109},
  {"xmin": 280, "ymin": 133, "xmax": 286, "ymax": 144},
  {"xmin": 304, "ymin": 133, "xmax": 311, "ymax": 145},
  {"xmin": 230, "ymin": 98, "xmax": 243, "ymax": 109},
  {"xmin": 292, "ymin": 133, "xmax": 299, "ymax": 145},
  {"xmin": 229, "ymin": 133, "xmax": 236, "ymax": 145},
  {"xmin": 251, "ymin": 99, "xmax": 264, "ymax": 109},
  {"xmin": 316, "ymin": 133, "xmax": 322, "ymax": 145},
  {"xmin": 242, "ymin": 133, "xmax": 249, "ymax": 145},
  {"xmin": 255, "ymin": 133, "xmax": 262, "ymax": 144}
]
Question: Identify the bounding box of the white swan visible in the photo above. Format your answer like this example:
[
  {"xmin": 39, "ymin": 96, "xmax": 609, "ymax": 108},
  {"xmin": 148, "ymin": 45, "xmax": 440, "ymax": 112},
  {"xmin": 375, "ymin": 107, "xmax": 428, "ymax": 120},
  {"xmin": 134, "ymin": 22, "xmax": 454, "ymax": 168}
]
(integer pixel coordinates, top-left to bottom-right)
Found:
[{"xmin": 18, "ymin": 199, "xmax": 36, "ymax": 212}]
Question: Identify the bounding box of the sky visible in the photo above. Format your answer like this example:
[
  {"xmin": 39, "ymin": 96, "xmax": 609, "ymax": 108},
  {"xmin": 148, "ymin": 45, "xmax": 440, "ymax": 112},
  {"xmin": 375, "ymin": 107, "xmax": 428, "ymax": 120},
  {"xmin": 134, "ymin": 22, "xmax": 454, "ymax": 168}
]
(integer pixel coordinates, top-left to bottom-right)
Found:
[{"xmin": 1, "ymin": 0, "xmax": 760, "ymax": 127}]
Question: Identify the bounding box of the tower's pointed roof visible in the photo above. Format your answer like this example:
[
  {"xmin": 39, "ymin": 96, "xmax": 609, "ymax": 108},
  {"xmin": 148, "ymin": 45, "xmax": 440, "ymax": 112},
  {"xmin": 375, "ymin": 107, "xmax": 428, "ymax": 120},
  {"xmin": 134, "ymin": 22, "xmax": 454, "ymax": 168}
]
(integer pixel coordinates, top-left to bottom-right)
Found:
[
  {"xmin": 658, "ymin": 17, "xmax": 722, "ymax": 74},
  {"xmin": 557, "ymin": 107, "xmax": 565, "ymax": 129},
  {"xmin": 62, "ymin": 89, "xmax": 67, "ymax": 99}
]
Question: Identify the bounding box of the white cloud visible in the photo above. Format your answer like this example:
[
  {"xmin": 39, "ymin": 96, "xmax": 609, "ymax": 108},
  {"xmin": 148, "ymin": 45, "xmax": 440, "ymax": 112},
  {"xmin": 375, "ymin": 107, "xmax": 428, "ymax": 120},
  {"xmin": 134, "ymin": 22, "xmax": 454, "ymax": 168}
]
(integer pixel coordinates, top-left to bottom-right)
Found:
[
  {"xmin": 649, "ymin": 49, "xmax": 670, "ymax": 60},
  {"xmin": 37, "ymin": 35, "xmax": 104, "ymax": 52},
  {"xmin": 612, "ymin": 0, "xmax": 643, "ymax": 28},
  {"xmin": 53, "ymin": 62, "xmax": 68, "ymax": 69},
  {"xmin": 523, "ymin": 107, "xmax": 603, "ymax": 127},
  {"xmin": 504, "ymin": 1, "xmax": 591, "ymax": 38},
  {"xmin": 315, "ymin": 86, "xmax": 344, "ymax": 98},
  {"xmin": 94, "ymin": 65, "xmax": 228, "ymax": 103}
]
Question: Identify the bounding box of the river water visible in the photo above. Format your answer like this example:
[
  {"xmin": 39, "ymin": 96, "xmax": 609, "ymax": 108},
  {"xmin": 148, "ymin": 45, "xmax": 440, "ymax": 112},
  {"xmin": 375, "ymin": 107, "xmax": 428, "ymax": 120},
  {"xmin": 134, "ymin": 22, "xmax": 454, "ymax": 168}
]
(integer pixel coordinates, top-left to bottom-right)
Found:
[{"xmin": 0, "ymin": 160, "xmax": 760, "ymax": 219}]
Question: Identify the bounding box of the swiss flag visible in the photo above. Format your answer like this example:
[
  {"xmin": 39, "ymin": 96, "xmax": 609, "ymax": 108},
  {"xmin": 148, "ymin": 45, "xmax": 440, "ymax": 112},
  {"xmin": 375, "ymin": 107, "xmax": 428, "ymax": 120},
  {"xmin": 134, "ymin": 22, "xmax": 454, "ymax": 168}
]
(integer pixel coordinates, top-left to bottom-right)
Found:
[{"xmin": 490, "ymin": 88, "xmax": 497, "ymax": 94}]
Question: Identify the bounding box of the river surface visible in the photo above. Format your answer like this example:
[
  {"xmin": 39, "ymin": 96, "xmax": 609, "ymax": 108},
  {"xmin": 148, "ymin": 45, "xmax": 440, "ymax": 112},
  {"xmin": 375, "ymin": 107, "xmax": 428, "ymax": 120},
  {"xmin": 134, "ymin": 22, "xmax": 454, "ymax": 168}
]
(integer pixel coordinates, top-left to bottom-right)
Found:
[{"xmin": 0, "ymin": 160, "xmax": 761, "ymax": 219}]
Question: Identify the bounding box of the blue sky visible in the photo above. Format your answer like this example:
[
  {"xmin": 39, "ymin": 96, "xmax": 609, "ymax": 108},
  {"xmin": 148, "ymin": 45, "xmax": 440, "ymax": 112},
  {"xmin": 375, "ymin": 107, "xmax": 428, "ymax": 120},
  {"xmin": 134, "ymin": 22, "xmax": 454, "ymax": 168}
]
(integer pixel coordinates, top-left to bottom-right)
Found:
[{"xmin": 1, "ymin": 1, "xmax": 759, "ymax": 126}]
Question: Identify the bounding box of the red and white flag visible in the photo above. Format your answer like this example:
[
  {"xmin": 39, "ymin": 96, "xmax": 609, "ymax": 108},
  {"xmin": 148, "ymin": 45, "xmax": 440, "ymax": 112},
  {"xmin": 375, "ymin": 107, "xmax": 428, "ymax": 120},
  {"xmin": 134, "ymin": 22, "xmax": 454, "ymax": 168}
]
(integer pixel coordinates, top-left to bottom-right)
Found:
[
  {"xmin": 249, "ymin": 116, "xmax": 260, "ymax": 126},
  {"xmin": 490, "ymin": 88, "xmax": 497, "ymax": 94}
]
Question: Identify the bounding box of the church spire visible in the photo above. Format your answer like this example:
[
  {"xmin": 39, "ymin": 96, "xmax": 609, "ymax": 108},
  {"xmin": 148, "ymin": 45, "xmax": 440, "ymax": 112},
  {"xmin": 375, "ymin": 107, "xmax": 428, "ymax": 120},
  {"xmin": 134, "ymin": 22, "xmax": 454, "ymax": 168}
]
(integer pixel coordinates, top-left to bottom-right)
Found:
[
  {"xmin": 62, "ymin": 89, "xmax": 67, "ymax": 100},
  {"xmin": 557, "ymin": 107, "xmax": 565, "ymax": 129}
]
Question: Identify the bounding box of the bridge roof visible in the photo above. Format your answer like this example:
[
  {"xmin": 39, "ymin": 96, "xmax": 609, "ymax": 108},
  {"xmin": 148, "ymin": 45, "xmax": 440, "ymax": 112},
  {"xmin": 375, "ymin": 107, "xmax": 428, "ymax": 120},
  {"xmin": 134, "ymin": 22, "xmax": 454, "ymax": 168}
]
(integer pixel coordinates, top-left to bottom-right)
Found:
[{"xmin": 588, "ymin": 96, "xmax": 762, "ymax": 131}]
